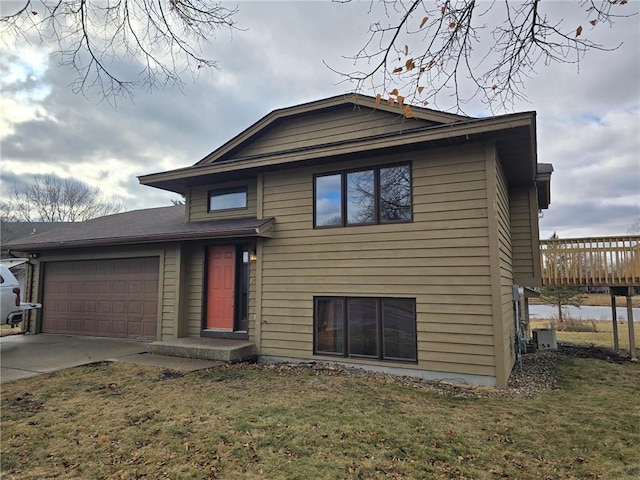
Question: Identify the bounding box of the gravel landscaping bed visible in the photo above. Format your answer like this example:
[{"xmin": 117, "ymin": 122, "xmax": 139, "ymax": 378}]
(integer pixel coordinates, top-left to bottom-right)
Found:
[{"xmin": 239, "ymin": 343, "xmax": 635, "ymax": 400}]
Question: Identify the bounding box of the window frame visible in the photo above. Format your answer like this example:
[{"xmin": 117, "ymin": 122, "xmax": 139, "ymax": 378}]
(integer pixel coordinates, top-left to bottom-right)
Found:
[
  {"xmin": 313, "ymin": 296, "xmax": 417, "ymax": 363},
  {"xmin": 313, "ymin": 162, "xmax": 413, "ymax": 228},
  {"xmin": 207, "ymin": 187, "xmax": 248, "ymax": 213}
]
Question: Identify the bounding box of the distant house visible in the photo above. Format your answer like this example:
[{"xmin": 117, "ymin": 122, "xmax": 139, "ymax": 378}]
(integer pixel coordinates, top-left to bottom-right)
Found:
[{"xmin": 4, "ymin": 95, "xmax": 552, "ymax": 387}]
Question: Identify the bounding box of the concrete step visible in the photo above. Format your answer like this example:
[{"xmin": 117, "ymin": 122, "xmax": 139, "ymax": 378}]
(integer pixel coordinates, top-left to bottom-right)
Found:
[{"xmin": 147, "ymin": 337, "xmax": 256, "ymax": 363}]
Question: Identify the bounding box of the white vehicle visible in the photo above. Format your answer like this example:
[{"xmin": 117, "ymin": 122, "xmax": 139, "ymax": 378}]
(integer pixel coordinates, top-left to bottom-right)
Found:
[
  {"xmin": 0, "ymin": 260, "xmax": 41, "ymax": 326},
  {"xmin": 1, "ymin": 264, "xmax": 24, "ymax": 325}
]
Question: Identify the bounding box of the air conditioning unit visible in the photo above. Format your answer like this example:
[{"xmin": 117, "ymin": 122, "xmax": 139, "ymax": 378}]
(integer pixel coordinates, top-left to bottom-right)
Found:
[{"xmin": 533, "ymin": 328, "xmax": 557, "ymax": 350}]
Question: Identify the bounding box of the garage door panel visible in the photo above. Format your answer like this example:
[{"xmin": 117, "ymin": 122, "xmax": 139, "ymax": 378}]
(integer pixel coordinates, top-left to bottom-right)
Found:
[
  {"xmin": 98, "ymin": 320, "xmax": 113, "ymax": 335},
  {"xmin": 83, "ymin": 319, "xmax": 97, "ymax": 332},
  {"xmin": 128, "ymin": 302, "xmax": 142, "ymax": 315},
  {"xmin": 111, "ymin": 321, "xmax": 127, "ymax": 336},
  {"xmin": 143, "ymin": 301, "xmax": 157, "ymax": 315},
  {"xmin": 42, "ymin": 258, "xmax": 159, "ymax": 340},
  {"xmin": 112, "ymin": 301, "xmax": 126, "ymax": 314},
  {"xmin": 127, "ymin": 322, "xmax": 141, "ymax": 337},
  {"xmin": 98, "ymin": 281, "xmax": 112, "ymax": 294},
  {"xmin": 144, "ymin": 281, "xmax": 157, "ymax": 294},
  {"xmin": 69, "ymin": 318, "xmax": 84, "ymax": 332},
  {"xmin": 71, "ymin": 282, "xmax": 84, "ymax": 294},
  {"xmin": 97, "ymin": 301, "xmax": 111, "ymax": 313},
  {"xmin": 127, "ymin": 281, "xmax": 142, "ymax": 294}
]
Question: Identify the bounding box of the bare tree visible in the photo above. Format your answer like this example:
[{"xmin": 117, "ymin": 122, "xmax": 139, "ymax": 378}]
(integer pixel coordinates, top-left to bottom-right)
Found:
[
  {"xmin": 333, "ymin": 0, "xmax": 636, "ymax": 113},
  {"xmin": 628, "ymin": 217, "xmax": 640, "ymax": 235},
  {"xmin": 1, "ymin": 175, "xmax": 123, "ymax": 222},
  {"xmin": 0, "ymin": 202, "xmax": 19, "ymax": 222},
  {"xmin": 1, "ymin": 0, "xmax": 238, "ymax": 102},
  {"xmin": 539, "ymin": 233, "xmax": 585, "ymax": 322}
]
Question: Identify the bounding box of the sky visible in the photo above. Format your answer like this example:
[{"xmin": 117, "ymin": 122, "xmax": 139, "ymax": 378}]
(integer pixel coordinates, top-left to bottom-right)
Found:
[{"xmin": 1, "ymin": 0, "xmax": 639, "ymax": 239}]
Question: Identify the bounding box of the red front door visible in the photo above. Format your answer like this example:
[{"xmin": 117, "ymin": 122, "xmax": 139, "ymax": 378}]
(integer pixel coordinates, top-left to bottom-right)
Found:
[{"xmin": 206, "ymin": 246, "xmax": 236, "ymax": 330}]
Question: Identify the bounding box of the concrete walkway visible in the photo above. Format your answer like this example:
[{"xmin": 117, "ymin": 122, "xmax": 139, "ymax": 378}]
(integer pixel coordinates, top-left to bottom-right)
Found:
[{"xmin": 0, "ymin": 334, "xmax": 221, "ymax": 384}]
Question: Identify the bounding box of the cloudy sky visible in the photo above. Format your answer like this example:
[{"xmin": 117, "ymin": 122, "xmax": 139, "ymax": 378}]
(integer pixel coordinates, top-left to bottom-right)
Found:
[{"xmin": 1, "ymin": 0, "xmax": 639, "ymax": 239}]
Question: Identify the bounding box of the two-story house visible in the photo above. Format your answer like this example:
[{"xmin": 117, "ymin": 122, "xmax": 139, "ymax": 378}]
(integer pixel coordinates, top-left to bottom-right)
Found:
[{"xmin": 4, "ymin": 95, "xmax": 552, "ymax": 387}]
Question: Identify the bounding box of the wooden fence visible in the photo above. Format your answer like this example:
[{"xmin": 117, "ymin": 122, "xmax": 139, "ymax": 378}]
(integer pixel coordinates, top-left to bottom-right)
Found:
[{"xmin": 540, "ymin": 236, "xmax": 640, "ymax": 287}]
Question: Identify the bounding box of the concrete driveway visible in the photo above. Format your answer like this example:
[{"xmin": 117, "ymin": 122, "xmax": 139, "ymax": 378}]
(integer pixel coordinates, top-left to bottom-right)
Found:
[{"xmin": 0, "ymin": 334, "xmax": 220, "ymax": 383}]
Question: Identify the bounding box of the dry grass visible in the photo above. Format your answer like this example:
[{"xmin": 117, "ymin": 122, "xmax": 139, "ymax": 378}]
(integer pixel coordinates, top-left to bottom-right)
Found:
[
  {"xmin": 0, "ymin": 324, "xmax": 22, "ymax": 337},
  {"xmin": 530, "ymin": 318, "xmax": 639, "ymax": 353},
  {"xmin": 581, "ymin": 293, "xmax": 640, "ymax": 307},
  {"xmin": 2, "ymin": 357, "xmax": 639, "ymax": 479}
]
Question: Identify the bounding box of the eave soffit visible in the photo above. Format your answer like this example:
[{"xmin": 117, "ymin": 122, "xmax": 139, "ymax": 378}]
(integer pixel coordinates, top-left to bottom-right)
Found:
[{"xmin": 139, "ymin": 111, "xmax": 537, "ymax": 194}]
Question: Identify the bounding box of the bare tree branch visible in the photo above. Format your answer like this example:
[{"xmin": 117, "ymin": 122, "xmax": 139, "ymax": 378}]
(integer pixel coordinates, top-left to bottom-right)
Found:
[
  {"xmin": 1, "ymin": 0, "xmax": 239, "ymax": 104},
  {"xmin": 2, "ymin": 174, "xmax": 123, "ymax": 222},
  {"xmin": 333, "ymin": 0, "xmax": 637, "ymax": 113}
]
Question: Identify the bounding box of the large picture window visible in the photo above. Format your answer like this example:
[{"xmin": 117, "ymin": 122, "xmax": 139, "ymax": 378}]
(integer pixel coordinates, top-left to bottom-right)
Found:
[
  {"xmin": 314, "ymin": 163, "xmax": 412, "ymax": 228},
  {"xmin": 314, "ymin": 296, "xmax": 417, "ymax": 362}
]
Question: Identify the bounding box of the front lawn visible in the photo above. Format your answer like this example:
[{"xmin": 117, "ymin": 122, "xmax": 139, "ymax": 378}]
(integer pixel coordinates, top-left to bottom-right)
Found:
[{"xmin": 1, "ymin": 354, "xmax": 639, "ymax": 479}]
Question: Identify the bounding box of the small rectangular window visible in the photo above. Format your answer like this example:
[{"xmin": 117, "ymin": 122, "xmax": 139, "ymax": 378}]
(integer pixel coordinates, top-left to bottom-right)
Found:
[
  {"xmin": 315, "ymin": 174, "xmax": 343, "ymax": 226},
  {"xmin": 209, "ymin": 188, "xmax": 248, "ymax": 212}
]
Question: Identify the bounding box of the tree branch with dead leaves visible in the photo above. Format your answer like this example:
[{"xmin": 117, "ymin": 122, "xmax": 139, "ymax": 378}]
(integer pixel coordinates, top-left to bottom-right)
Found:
[{"xmin": 333, "ymin": 0, "xmax": 636, "ymax": 114}]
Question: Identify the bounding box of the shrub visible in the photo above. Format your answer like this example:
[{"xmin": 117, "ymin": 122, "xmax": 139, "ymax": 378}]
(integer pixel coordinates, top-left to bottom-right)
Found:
[{"xmin": 548, "ymin": 316, "xmax": 598, "ymax": 333}]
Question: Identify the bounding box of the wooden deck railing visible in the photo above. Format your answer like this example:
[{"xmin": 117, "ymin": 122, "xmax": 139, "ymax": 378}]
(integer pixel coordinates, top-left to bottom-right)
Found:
[{"xmin": 540, "ymin": 236, "xmax": 640, "ymax": 287}]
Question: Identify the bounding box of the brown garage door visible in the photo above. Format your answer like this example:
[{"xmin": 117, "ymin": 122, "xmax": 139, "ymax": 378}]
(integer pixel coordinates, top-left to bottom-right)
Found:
[{"xmin": 42, "ymin": 257, "xmax": 159, "ymax": 340}]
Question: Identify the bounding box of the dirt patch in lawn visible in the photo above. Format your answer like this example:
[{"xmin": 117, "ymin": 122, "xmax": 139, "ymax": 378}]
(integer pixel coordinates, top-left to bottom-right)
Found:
[{"xmin": 2, "ymin": 353, "xmax": 639, "ymax": 480}]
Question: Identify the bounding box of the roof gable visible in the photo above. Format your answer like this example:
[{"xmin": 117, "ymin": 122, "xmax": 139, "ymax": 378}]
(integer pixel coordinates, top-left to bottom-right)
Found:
[
  {"xmin": 197, "ymin": 94, "xmax": 472, "ymax": 166},
  {"xmin": 139, "ymin": 97, "xmax": 538, "ymax": 195}
]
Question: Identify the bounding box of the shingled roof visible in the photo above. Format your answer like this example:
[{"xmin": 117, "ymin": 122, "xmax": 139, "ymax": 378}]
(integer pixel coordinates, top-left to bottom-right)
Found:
[
  {"xmin": 1, "ymin": 222, "xmax": 74, "ymax": 257},
  {"xmin": 3, "ymin": 206, "xmax": 274, "ymax": 251}
]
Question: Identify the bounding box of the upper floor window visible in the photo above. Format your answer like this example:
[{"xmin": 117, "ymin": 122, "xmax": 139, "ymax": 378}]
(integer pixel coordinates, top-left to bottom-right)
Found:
[
  {"xmin": 208, "ymin": 188, "xmax": 248, "ymax": 212},
  {"xmin": 314, "ymin": 163, "xmax": 412, "ymax": 228}
]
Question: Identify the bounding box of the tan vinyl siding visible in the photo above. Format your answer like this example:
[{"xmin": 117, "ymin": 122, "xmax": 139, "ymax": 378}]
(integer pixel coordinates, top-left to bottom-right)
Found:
[
  {"xmin": 510, "ymin": 185, "xmax": 541, "ymax": 285},
  {"xmin": 160, "ymin": 245, "xmax": 179, "ymax": 339},
  {"xmin": 260, "ymin": 144, "xmax": 495, "ymax": 378},
  {"xmin": 495, "ymin": 156, "xmax": 515, "ymax": 377},
  {"xmin": 237, "ymin": 105, "xmax": 436, "ymax": 158},
  {"xmin": 185, "ymin": 243, "xmax": 205, "ymax": 336},
  {"xmin": 187, "ymin": 180, "xmax": 257, "ymax": 221}
]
